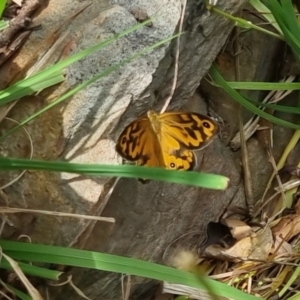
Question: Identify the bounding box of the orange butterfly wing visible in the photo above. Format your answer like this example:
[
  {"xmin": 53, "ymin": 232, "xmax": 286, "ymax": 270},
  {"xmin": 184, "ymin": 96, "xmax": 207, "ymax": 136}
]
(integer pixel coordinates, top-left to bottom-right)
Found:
[
  {"xmin": 116, "ymin": 111, "xmax": 219, "ymax": 171},
  {"xmin": 149, "ymin": 111, "xmax": 219, "ymax": 170},
  {"xmin": 116, "ymin": 116, "xmax": 164, "ymax": 167}
]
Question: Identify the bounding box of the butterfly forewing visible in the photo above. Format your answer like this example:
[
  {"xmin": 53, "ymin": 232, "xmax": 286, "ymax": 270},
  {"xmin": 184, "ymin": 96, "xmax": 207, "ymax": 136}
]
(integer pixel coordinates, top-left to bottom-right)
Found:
[
  {"xmin": 116, "ymin": 117, "xmax": 164, "ymax": 167},
  {"xmin": 158, "ymin": 112, "xmax": 219, "ymax": 150}
]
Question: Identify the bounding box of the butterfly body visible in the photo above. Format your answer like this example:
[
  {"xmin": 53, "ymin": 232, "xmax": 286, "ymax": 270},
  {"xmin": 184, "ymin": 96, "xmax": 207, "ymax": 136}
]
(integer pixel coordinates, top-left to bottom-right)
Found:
[{"xmin": 116, "ymin": 111, "xmax": 219, "ymax": 171}]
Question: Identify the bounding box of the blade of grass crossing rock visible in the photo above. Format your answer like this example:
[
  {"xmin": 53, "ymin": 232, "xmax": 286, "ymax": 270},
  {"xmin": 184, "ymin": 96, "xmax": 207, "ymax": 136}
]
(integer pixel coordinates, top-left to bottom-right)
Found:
[
  {"xmin": 0, "ymin": 18, "xmax": 155, "ymax": 105},
  {"xmin": 0, "ymin": 33, "xmax": 181, "ymax": 142},
  {"xmin": 0, "ymin": 157, "xmax": 228, "ymax": 189}
]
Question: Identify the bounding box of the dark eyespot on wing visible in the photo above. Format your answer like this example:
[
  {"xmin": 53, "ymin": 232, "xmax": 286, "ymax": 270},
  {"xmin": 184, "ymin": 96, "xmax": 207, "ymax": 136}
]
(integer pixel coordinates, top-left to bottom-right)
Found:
[
  {"xmin": 203, "ymin": 121, "xmax": 211, "ymax": 128},
  {"xmin": 169, "ymin": 162, "xmax": 176, "ymax": 169},
  {"xmin": 165, "ymin": 150, "xmax": 196, "ymax": 171}
]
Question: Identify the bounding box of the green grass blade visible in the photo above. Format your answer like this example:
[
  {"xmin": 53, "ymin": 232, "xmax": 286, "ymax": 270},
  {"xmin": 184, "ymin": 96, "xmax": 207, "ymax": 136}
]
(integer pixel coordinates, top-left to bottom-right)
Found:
[
  {"xmin": 0, "ymin": 157, "xmax": 228, "ymax": 189},
  {"xmin": 249, "ymin": 0, "xmax": 282, "ymax": 33},
  {"xmin": 0, "ymin": 259, "xmax": 61, "ymax": 280},
  {"xmin": 1, "ymin": 240, "xmax": 261, "ymax": 300},
  {"xmin": 248, "ymin": 100, "xmax": 300, "ymax": 114},
  {"xmin": 0, "ymin": 0, "xmax": 7, "ymax": 18},
  {"xmin": 209, "ymin": 64, "xmax": 300, "ymax": 129},
  {"xmin": 0, "ymin": 72, "xmax": 64, "ymax": 104},
  {"xmin": 210, "ymin": 5, "xmax": 282, "ymax": 40},
  {"xmin": 1, "ymin": 284, "xmax": 31, "ymax": 300},
  {"xmin": 280, "ymin": 1, "xmax": 300, "ymax": 36},
  {"xmin": 226, "ymin": 81, "xmax": 300, "ymax": 90},
  {"xmin": 264, "ymin": 0, "xmax": 300, "ymax": 65},
  {"xmin": 0, "ymin": 18, "xmax": 154, "ymax": 105},
  {"xmin": 0, "ymin": 20, "xmax": 9, "ymax": 31},
  {"xmin": 0, "ymin": 33, "xmax": 181, "ymax": 141}
]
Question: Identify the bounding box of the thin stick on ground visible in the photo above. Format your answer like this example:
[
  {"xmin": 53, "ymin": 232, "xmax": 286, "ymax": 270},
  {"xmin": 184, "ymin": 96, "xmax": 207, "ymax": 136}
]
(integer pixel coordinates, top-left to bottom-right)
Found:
[
  {"xmin": 160, "ymin": 0, "xmax": 186, "ymax": 114},
  {"xmin": 233, "ymin": 26, "xmax": 254, "ymax": 209},
  {"xmin": 0, "ymin": 206, "xmax": 115, "ymax": 223},
  {"xmin": 121, "ymin": 274, "xmax": 131, "ymax": 300}
]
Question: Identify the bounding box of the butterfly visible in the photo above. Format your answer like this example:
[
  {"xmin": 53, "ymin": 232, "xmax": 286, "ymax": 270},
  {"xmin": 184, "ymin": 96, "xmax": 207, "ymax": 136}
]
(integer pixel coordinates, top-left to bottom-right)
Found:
[{"xmin": 116, "ymin": 111, "xmax": 219, "ymax": 171}]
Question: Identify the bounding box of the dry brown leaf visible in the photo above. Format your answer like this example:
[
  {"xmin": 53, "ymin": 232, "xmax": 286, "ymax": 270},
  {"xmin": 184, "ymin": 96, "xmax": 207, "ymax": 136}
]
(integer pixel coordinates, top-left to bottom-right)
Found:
[
  {"xmin": 271, "ymin": 236, "xmax": 294, "ymax": 256},
  {"xmin": 223, "ymin": 236, "xmax": 257, "ymax": 261},
  {"xmin": 222, "ymin": 218, "xmax": 252, "ymax": 240},
  {"xmin": 203, "ymin": 244, "xmax": 228, "ymax": 260},
  {"xmin": 203, "ymin": 227, "xmax": 273, "ymax": 262},
  {"xmin": 247, "ymin": 227, "xmax": 273, "ymax": 260},
  {"xmin": 272, "ymin": 215, "xmax": 300, "ymax": 240}
]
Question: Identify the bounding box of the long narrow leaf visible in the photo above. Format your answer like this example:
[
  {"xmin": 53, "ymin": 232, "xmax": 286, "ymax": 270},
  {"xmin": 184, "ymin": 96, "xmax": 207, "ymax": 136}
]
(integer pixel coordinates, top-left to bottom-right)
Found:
[
  {"xmin": 0, "ymin": 18, "xmax": 154, "ymax": 105},
  {"xmin": 209, "ymin": 64, "xmax": 300, "ymax": 129},
  {"xmin": 248, "ymin": 100, "xmax": 300, "ymax": 114},
  {"xmin": 226, "ymin": 81, "xmax": 300, "ymax": 90},
  {"xmin": 0, "ymin": 260, "xmax": 61, "ymax": 280},
  {"xmin": 0, "ymin": 0, "xmax": 6, "ymax": 18},
  {"xmin": 264, "ymin": 0, "xmax": 300, "ymax": 65},
  {"xmin": 249, "ymin": 0, "xmax": 282, "ymax": 33},
  {"xmin": 1, "ymin": 240, "xmax": 261, "ymax": 300},
  {"xmin": 0, "ymin": 157, "xmax": 228, "ymax": 189},
  {"xmin": 0, "ymin": 33, "xmax": 181, "ymax": 141}
]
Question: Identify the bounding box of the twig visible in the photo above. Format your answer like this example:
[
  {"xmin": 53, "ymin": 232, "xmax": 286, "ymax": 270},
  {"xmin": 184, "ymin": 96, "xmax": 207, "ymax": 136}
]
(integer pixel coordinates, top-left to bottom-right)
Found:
[
  {"xmin": 160, "ymin": 0, "xmax": 186, "ymax": 113},
  {"xmin": 264, "ymin": 147, "xmax": 286, "ymax": 210},
  {"xmin": 69, "ymin": 177, "xmax": 120, "ymax": 248},
  {"xmin": 233, "ymin": 26, "xmax": 254, "ymax": 208},
  {"xmin": 0, "ymin": 30, "xmax": 32, "ymax": 66},
  {"xmin": 121, "ymin": 274, "xmax": 131, "ymax": 300},
  {"xmin": 0, "ymin": 206, "xmax": 115, "ymax": 223},
  {"xmin": 0, "ymin": 0, "xmax": 40, "ymax": 48}
]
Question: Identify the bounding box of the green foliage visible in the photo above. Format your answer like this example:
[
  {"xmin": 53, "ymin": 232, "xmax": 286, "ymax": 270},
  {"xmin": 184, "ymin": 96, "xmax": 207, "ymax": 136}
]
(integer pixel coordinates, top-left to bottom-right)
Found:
[
  {"xmin": 209, "ymin": 65, "xmax": 300, "ymax": 129},
  {"xmin": 1, "ymin": 240, "xmax": 261, "ymax": 300},
  {"xmin": 0, "ymin": 157, "xmax": 228, "ymax": 189},
  {"xmin": 0, "ymin": 0, "xmax": 7, "ymax": 18}
]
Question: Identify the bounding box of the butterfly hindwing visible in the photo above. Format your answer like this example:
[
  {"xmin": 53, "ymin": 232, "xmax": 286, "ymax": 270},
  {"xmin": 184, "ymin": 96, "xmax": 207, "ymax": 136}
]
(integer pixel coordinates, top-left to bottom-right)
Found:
[{"xmin": 162, "ymin": 149, "xmax": 196, "ymax": 171}]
